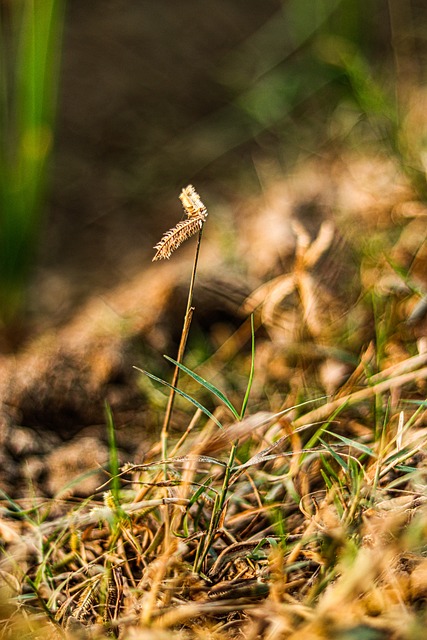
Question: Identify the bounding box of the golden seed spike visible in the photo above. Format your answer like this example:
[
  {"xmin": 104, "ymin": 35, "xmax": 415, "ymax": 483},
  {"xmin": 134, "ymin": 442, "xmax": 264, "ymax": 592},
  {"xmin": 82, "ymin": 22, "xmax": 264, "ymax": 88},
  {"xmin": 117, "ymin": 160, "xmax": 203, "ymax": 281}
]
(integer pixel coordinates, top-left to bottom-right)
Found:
[
  {"xmin": 152, "ymin": 185, "xmax": 207, "ymax": 261},
  {"xmin": 179, "ymin": 184, "xmax": 208, "ymax": 220}
]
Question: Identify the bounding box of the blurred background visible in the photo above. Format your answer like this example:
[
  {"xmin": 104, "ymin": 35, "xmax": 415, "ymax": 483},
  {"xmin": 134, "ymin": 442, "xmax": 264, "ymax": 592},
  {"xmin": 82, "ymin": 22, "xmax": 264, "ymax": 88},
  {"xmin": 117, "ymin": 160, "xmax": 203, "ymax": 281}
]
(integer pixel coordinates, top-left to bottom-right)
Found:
[{"xmin": 1, "ymin": 0, "xmax": 427, "ymax": 340}]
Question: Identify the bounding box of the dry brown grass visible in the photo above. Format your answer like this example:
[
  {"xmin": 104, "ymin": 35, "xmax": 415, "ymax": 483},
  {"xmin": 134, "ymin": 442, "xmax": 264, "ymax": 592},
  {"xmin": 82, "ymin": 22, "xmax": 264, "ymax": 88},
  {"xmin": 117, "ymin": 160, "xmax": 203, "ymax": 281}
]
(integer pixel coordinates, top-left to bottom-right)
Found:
[{"xmin": 1, "ymin": 175, "xmax": 427, "ymax": 639}]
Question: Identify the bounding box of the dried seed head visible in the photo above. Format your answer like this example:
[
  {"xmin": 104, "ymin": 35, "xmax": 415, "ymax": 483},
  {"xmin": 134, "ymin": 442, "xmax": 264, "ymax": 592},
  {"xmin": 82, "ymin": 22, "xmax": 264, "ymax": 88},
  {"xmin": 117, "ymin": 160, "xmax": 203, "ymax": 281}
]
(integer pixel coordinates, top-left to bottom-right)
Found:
[
  {"xmin": 153, "ymin": 217, "xmax": 204, "ymax": 261},
  {"xmin": 152, "ymin": 185, "xmax": 208, "ymax": 261},
  {"xmin": 179, "ymin": 184, "xmax": 208, "ymax": 221}
]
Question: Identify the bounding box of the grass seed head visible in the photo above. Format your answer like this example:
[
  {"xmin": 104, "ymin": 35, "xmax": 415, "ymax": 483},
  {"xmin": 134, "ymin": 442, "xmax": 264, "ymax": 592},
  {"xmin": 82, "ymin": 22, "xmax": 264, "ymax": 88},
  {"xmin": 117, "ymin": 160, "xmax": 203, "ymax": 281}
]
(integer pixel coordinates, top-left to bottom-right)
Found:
[{"xmin": 153, "ymin": 185, "xmax": 208, "ymax": 261}]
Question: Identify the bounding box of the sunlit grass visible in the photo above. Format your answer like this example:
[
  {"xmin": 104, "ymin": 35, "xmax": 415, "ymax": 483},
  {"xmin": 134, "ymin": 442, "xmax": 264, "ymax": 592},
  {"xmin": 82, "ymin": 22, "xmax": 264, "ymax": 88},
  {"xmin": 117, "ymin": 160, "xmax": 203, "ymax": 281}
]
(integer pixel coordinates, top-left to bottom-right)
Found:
[{"xmin": 1, "ymin": 3, "xmax": 427, "ymax": 638}]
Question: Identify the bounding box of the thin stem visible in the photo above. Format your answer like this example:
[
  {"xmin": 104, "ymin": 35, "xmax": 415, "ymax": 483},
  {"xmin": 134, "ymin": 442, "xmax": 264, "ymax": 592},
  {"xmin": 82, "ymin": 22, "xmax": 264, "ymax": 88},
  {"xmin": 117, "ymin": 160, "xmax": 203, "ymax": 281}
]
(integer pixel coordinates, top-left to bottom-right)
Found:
[
  {"xmin": 159, "ymin": 225, "xmax": 204, "ymax": 555},
  {"xmin": 195, "ymin": 442, "xmax": 237, "ymax": 574},
  {"xmin": 161, "ymin": 225, "xmax": 204, "ymax": 455}
]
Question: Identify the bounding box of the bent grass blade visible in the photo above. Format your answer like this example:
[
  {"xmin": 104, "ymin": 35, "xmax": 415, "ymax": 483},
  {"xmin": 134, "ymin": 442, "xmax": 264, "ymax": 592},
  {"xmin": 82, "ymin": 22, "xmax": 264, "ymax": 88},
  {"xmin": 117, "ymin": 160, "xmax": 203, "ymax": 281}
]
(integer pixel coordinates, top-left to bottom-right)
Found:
[{"xmin": 134, "ymin": 366, "xmax": 223, "ymax": 429}]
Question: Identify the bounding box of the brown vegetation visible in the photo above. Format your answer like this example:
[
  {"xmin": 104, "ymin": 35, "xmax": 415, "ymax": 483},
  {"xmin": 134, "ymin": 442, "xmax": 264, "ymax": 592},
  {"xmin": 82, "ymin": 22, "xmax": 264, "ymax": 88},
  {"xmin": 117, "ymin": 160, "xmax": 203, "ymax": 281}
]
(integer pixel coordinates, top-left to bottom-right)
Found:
[{"xmin": 1, "ymin": 151, "xmax": 427, "ymax": 638}]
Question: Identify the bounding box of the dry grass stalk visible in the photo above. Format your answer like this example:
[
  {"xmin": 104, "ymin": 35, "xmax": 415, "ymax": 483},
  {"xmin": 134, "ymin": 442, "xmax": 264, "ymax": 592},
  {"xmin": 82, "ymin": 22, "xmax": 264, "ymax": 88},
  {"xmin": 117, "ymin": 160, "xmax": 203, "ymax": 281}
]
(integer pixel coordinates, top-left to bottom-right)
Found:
[
  {"xmin": 156, "ymin": 186, "xmax": 208, "ymax": 480},
  {"xmin": 244, "ymin": 219, "xmax": 337, "ymax": 342},
  {"xmin": 148, "ymin": 184, "xmax": 209, "ymax": 557},
  {"xmin": 292, "ymin": 361, "xmax": 427, "ymax": 429}
]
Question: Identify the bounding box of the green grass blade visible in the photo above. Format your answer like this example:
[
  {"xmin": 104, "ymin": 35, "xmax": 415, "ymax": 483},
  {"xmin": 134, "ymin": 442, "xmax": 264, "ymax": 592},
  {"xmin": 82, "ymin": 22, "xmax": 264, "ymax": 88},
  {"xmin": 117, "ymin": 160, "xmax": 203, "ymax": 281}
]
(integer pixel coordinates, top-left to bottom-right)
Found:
[
  {"xmin": 188, "ymin": 480, "xmax": 214, "ymax": 507},
  {"xmin": 105, "ymin": 401, "xmax": 121, "ymax": 506},
  {"xmin": 163, "ymin": 355, "xmax": 240, "ymax": 420},
  {"xmin": 320, "ymin": 464, "xmax": 335, "ymax": 490},
  {"xmin": 239, "ymin": 314, "xmax": 255, "ymax": 420},
  {"xmin": 319, "ymin": 438, "xmax": 349, "ymax": 473},
  {"xmin": 0, "ymin": 488, "xmax": 38, "ymax": 524},
  {"xmin": 304, "ymin": 401, "xmax": 347, "ymax": 451},
  {"xmin": 134, "ymin": 366, "xmax": 223, "ymax": 429},
  {"xmin": 401, "ymin": 399, "xmax": 427, "ymax": 407},
  {"xmin": 324, "ymin": 430, "xmax": 376, "ymax": 457}
]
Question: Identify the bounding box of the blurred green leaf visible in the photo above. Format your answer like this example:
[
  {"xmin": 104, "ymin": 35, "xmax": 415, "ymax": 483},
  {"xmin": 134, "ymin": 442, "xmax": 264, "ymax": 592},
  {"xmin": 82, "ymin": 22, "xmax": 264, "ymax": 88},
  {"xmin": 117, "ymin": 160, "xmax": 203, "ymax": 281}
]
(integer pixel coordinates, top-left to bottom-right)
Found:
[{"xmin": 0, "ymin": 0, "xmax": 65, "ymax": 327}]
